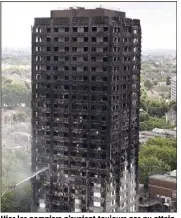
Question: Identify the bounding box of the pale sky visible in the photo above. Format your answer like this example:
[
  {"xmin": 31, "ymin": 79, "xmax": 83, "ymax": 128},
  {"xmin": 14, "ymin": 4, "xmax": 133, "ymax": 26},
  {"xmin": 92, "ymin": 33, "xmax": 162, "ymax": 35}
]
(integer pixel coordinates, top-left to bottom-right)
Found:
[{"xmin": 2, "ymin": 2, "xmax": 176, "ymax": 50}]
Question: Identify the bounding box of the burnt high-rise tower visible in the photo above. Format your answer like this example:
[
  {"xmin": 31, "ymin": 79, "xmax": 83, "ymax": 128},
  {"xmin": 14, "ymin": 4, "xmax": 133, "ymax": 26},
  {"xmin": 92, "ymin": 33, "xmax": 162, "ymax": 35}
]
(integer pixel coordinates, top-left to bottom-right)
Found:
[{"xmin": 31, "ymin": 7, "xmax": 141, "ymax": 212}]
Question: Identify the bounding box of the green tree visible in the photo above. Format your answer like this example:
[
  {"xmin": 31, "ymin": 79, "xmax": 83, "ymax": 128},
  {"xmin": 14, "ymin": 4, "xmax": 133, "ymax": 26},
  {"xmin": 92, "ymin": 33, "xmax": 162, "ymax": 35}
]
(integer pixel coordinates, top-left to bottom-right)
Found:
[
  {"xmin": 3, "ymin": 78, "xmax": 13, "ymax": 85},
  {"xmin": 140, "ymin": 112, "xmax": 149, "ymax": 122},
  {"xmin": 140, "ymin": 100, "xmax": 148, "ymax": 112},
  {"xmin": 140, "ymin": 117, "xmax": 174, "ymax": 131},
  {"xmin": 2, "ymin": 82, "xmax": 31, "ymax": 108},
  {"xmin": 2, "ymin": 148, "xmax": 31, "ymax": 212},
  {"xmin": 139, "ymin": 155, "xmax": 171, "ymax": 185},
  {"xmin": 139, "ymin": 137, "xmax": 176, "ymax": 185},
  {"xmin": 166, "ymin": 76, "xmax": 171, "ymax": 85},
  {"xmin": 141, "ymin": 87, "xmax": 147, "ymax": 99},
  {"xmin": 13, "ymin": 111, "xmax": 27, "ymax": 122},
  {"xmin": 1, "ymin": 183, "xmax": 32, "ymax": 212},
  {"xmin": 2, "ymin": 149, "xmax": 31, "ymax": 187},
  {"xmin": 146, "ymin": 100, "xmax": 169, "ymax": 117},
  {"xmin": 140, "ymin": 86, "xmax": 148, "ymax": 111},
  {"xmin": 140, "ymin": 144, "xmax": 176, "ymax": 170},
  {"xmin": 140, "ymin": 122, "xmax": 148, "ymax": 131},
  {"xmin": 153, "ymin": 80, "xmax": 158, "ymax": 86},
  {"xmin": 144, "ymin": 80, "xmax": 154, "ymax": 90},
  {"xmin": 146, "ymin": 137, "xmax": 176, "ymax": 148},
  {"xmin": 169, "ymin": 101, "xmax": 177, "ymax": 111}
]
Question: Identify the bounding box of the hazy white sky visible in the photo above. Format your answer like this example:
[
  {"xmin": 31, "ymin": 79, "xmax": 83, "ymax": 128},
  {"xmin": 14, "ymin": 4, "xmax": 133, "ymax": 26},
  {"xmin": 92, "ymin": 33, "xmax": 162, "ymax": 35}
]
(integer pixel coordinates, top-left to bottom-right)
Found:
[{"xmin": 2, "ymin": 1, "xmax": 176, "ymax": 50}]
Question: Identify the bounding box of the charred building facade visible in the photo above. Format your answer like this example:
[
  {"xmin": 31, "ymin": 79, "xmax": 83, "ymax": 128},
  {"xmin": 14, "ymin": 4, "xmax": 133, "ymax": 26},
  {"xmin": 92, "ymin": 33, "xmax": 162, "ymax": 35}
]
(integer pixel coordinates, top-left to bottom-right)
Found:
[{"xmin": 31, "ymin": 7, "xmax": 141, "ymax": 212}]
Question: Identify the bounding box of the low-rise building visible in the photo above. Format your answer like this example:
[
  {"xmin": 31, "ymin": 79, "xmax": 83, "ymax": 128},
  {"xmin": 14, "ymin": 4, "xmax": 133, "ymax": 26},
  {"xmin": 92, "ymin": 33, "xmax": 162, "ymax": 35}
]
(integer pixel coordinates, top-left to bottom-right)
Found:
[
  {"xmin": 158, "ymin": 82, "xmax": 167, "ymax": 86},
  {"xmin": 148, "ymin": 170, "xmax": 177, "ymax": 211},
  {"xmin": 171, "ymin": 76, "xmax": 176, "ymax": 101},
  {"xmin": 139, "ymin": 131, "xmax": 162, "ymax": 144},
  {"xmin": 2, "ymin": 110, "xmax": 16, "ymax": 125},
  {"xmin": 165, "ymin": 109, "xmax": 176, "ymax": 126},
  {"xmin": 139, "ymin": 128, "xmax": 176, "ymax": 145},
  {"xmin": 138, "ymin": 184, "xmax": 162, "ymax": 212},
  {"xmin": 152, "ymin": 128, "xmax": 176, "ymax": 138}
]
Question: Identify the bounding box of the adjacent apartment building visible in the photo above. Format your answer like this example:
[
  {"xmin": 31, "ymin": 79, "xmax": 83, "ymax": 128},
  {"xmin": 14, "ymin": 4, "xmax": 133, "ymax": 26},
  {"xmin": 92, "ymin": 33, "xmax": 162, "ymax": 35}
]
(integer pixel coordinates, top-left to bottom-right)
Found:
[
  {"xmin": 171, "ymin": 76, "xmax": 176, "ymax": 101},
  {"xmin": 31, "ymin": 7, "xmax": 141, "ymax": 212}
]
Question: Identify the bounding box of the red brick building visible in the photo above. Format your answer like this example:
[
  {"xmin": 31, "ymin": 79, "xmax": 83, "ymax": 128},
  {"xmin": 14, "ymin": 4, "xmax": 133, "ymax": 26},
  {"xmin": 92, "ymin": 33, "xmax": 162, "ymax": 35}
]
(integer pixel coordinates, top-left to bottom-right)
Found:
[
  {"xmin": 148, "ymin": 171, "xmax": 177, "ymax": 211},
  {"xmin": 149, "ymin": 173, "xmax": 176, "ymax": 199}
]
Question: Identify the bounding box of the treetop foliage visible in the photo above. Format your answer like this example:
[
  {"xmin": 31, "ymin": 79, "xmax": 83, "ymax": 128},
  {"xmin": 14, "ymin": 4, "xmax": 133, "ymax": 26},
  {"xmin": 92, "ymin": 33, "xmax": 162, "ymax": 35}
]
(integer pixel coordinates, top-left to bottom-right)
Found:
[{"xmin": 139, "ymin": 137, "xmax": 176, "ymax": 185}]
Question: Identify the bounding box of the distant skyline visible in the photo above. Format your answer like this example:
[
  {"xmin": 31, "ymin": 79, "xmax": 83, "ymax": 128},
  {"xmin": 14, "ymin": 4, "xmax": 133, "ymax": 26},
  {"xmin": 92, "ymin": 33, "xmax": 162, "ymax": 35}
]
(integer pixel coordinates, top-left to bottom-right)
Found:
[{"xmin": 2, "ymin": 2, "xmax": 176, "ymax": 50}]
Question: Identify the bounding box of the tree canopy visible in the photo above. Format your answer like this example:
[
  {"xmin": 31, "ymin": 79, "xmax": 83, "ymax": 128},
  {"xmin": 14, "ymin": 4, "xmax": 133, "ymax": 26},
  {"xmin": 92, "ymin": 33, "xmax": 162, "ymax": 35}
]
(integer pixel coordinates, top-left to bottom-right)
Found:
[
  {"xmin": 2, "ymin": 82, "xmax": 31, "ymax": 107},
  {"xmin": 166, "ymin": 76, "xmax": 171, "ymax": 85},
  {"xmin": 2, "ymin": 147, "xmax": 31, "ymax": 212},
  {"xmin": 139, "ymin": 137, "xmax": 176, "ymax": 185},
  {"xmin": 13, "ymin": 111, "xmax": 27, "ymax": 122},
  {"xmin": 1, "ymin": 183, "xmax": 31, "ymax": 212},
  {"xmin": 139, "ymin": 156, "xmax": 171, "ymax": 185},
  {"xmin": 144, "ymin": 80, "xmax": 154, "ymax": 90},
  {"xmin": 169, "ymin": 101, "xmax": 177, "ymax": 111},
  {"xmin": 140, "ymin": 117, "xmax": 174, "ymax": 131}
]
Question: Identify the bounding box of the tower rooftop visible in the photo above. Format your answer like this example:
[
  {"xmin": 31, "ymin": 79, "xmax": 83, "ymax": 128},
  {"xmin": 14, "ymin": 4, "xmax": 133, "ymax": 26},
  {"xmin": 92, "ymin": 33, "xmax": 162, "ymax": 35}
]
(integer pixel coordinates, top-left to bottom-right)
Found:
[{"xmin": 50, "ymin": 7, "xmax": 126, "ymax": 18}]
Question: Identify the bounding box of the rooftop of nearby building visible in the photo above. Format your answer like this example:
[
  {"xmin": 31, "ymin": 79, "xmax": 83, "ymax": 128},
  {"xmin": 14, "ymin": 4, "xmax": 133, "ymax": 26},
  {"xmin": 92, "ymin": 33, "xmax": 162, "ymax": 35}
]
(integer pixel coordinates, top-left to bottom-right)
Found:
[
  {"xmin": 170, "ymin": 170, "xmax": 176, "ymax": 177},
  {"xmin": 152, "ymin": 128, "xmax": 176, "ymax": 136},
  {"xmin": 147, "ymin": 89, "xmax": 161, "ymax": 99},
  {"xmin": 149, "ymin": 170, "xmax": 176, "ymax": 183},
  {"xmin": 139, "ymin": 199, "xmax": 161, "ymax": 207},
  {"xmin": 139, "ymin": 130, "xmax": 168, "ymax": 144}
]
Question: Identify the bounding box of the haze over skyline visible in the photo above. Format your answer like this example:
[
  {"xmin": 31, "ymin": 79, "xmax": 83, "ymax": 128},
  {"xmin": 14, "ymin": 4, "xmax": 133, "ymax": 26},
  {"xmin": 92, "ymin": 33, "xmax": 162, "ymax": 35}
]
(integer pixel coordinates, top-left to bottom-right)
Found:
[{"xmin": 2, "ymin": 2, "xmax": 176, "ymax": 51}]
